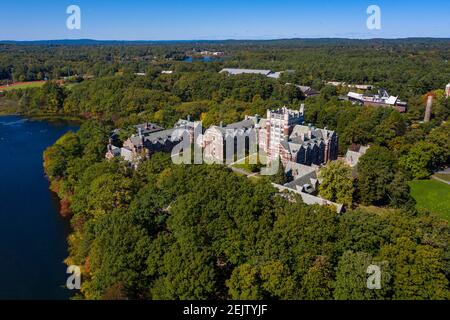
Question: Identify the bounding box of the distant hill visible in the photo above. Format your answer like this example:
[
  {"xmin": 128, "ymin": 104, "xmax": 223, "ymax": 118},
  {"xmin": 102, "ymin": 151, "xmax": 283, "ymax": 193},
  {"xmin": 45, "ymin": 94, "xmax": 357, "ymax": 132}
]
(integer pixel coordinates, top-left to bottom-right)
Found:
[{"xmin": 1, "ymin": 37, "xmax": 449, "ymax": 46}]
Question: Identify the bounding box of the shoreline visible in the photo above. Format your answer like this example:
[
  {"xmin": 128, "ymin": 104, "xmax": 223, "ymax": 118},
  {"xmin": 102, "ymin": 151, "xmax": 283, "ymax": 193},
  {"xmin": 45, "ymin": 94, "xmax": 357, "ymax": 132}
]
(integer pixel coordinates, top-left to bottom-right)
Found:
[{"xmin": 0, "ymin": 110, "xmax": 85, "ymax": 124}]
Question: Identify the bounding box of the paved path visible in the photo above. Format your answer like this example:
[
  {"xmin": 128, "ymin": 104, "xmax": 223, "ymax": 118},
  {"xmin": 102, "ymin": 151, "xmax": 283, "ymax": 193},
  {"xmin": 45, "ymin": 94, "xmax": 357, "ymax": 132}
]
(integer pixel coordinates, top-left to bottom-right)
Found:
[
  {"xmin": 229, "ymin": 165, "xmax": 252, "ymax": 177},
  {"xmin": 431, "ymin": 175, "xmax": 450, "ymax": 186}
]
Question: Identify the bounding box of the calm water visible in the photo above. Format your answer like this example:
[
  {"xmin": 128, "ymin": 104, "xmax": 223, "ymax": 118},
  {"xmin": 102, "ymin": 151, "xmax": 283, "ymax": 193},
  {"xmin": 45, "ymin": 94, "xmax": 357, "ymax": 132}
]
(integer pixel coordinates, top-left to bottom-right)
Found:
[
  {"xmin": 0, "ymin": 115, "xmax": 77, "ymax": 299},
  {"xmin": 183, "ymin": 56, "xmax": 224, "ymax": 62}
]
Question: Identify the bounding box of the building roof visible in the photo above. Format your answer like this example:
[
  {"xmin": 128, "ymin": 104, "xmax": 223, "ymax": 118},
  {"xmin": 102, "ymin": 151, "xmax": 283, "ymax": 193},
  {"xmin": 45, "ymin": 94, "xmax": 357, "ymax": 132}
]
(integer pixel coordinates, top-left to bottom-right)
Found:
[
  {"xmin": 120, "ymin": 147, "xmax": 134, "ymax": 162},
  {"xmin": 267, "ymin": 72, "xmax": 282, "ymax": 79},
  {"xmin": 108, "ymin": 145, "xmax": 121, "ymax": 157},
  {"xmin": 220, "ymin": 68, "xmax": 273, "ymax": 76},
  {"xmin": 386, "ymin": 96, "xmax": 398, "ymax": 105},
  {"xmin": 345, "ymin": 145, "xmax": 370, "ymax": 167},
  {"xmin": 174, "ymin": 118, "xmax": 199, "ymax": 130},
  {"xmin": 348, "ymin": 92, "xmax": 364, "ymax": 100},
  {"xmin": 226, "ymin": 118, "xmax": 257, "ymax": 130},
  {"xmin": 285, "ymin": 161, "xmax": 317, "ymax": 179},
  {"xmin": 144, "ymin": 128, "xmax": 177, "ymax": 144},
  {"xmin": 135, "ymin": 122, "xmax": 164, "ymax": 136},
  {"xmin": 290, "ymin": 125, "xmax": 334, "ymax": 142},
  {"xmin": 284, "ymin": 170, "xmax": 318, "ymax": 192},
  {"xmin": 211, "ymin": 118, "xmax": 258, "ymax": 136},
  {"xmin": 295, "ymin": 85, "xmax": 320, "ymax": 96}
]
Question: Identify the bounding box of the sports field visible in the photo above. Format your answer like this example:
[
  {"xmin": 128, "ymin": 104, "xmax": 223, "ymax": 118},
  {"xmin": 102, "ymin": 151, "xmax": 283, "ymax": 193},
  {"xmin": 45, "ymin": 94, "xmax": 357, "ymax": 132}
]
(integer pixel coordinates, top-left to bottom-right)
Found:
[{"xmin": 0, "ymin": 81, "xmax": 46, "ymax": 91}]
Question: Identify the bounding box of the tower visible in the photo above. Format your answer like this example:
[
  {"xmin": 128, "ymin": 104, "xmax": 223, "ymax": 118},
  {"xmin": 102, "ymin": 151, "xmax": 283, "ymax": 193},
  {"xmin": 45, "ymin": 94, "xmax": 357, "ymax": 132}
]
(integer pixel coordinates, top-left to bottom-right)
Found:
[
  {"xmin": 424, "ymin": 95, "xmax": 433, "ymax": 123},
  {"xmin": 265, "ymin": 106, "xmax": 304, "ymax": 159}
]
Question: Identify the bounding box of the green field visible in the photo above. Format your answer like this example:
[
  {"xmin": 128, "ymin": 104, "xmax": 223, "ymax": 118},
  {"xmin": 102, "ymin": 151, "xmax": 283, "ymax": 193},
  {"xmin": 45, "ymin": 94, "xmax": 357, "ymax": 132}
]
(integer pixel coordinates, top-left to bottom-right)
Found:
[
  {"xmin": 0, "ymin": 81, "xmax": 45, "ymax": 91},
  {"xmin": 409, "ymin": 179, "xmax": 450, "ymax": 222}
]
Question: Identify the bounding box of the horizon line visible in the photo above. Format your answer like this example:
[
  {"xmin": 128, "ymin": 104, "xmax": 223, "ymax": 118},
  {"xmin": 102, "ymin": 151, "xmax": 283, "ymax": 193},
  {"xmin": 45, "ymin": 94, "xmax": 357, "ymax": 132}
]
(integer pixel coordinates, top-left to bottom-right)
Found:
[{"xmin": 1, "ymin": 36, "xmax": 450, "ymax": 43}]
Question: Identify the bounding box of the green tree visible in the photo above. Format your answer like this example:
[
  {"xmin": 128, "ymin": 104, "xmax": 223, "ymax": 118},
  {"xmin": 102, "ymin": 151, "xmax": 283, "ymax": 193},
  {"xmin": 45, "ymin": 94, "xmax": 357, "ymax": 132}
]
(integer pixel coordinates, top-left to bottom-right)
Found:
[
  {"xmin": 149, "ymin": 242, "xmax": 217, "ymax": 300},
  {"xmin": 226, "ymin": 264, "xmax": 263, "ymax": 300},
  {"xmin": 300, "ymin": 256, "xmax": 334, "ymax": 300},
  {"xmin": 386, "ymin": 171, "xmax": 415, "ymax": 208},
  {"xmin": 260, "ymin": 261, "xmax": 297, "ymax": 299},
  {"xmin": 377, "ymin": 237, "xmax": 449, "ymax": 300},
  {"xmin": 357, "ymin": 146, "xmax": 397, "ymax": 205},
  {"xmin": 43, "ymin": 131, "xmax": 81, "ymax": 179},
  {"xmin": 84, "ymin": 211, "xmax": 152, "ymax": 299},
  {"xmin": 319, "ymin": 160, "xmax": 354, "ymax": 206},
  {"xmin": 333, "ymin": 251, "xmax": 390, "ymax": 300},
  {"xmin": 269, "ymin": 158, "xmax": 288, "ymax": 185},
  {"xmin": 400, "ymin": 141, "xmax": 446, "ymax": 179}
]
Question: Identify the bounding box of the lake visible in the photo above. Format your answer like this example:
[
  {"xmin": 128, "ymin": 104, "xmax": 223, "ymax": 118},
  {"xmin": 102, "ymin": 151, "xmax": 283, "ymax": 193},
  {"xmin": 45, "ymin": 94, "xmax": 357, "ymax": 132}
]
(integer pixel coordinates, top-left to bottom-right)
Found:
[
  {"xmin": 182, "ymin": 56, "xmax": 224, "ymax": 63},
  {"xmin": 0, "ymin": 115, "xmax": 78, "ymax": 299}
]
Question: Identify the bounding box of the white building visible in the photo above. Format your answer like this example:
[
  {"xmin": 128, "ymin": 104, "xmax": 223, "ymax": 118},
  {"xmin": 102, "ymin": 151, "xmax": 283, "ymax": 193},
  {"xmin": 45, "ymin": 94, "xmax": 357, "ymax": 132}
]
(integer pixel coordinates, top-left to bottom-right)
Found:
[
  {"xmin": 220, "ymin": 68, "xmax": 274, "ymax": 76},
  {"xmin": 347, "ymin": 88, "xmax": 407, "ymax": 112}
]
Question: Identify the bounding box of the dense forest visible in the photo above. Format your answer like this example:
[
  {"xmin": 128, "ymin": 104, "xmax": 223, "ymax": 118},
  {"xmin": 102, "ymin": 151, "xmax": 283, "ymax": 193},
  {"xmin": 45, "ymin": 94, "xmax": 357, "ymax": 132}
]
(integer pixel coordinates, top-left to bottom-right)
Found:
[
  {"xmin": 43, "ymin": 124, "xmax": 449, "ymax": 300},
  {"xmin": 1, "ymin": 39, "xmax": 449, "ymax": 299},
  {"xmin": 1, "ymin": 38, "xmax": 450, "ymax": 98}
]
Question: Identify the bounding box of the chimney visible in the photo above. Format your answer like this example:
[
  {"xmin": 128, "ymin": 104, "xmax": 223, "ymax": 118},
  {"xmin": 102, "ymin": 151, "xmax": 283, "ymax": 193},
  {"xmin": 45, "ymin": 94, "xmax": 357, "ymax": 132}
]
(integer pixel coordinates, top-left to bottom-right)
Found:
[
  {"xmin": 446, "ymin": 83, "xmax": 450, "ymax": 99},
  {"xmin": 138, "ymin": 127, "xmax": 143, "ymax": 139},
  {"xmin": 187, "ymin": 114, "xmax": 191, "ymax": 122},
  {"xmin": 424, "ymin": 95, "xmax": 433, "ymax": 123},
  {"xmin": 300, "ymin": 104, "xmax": 305, "ymax": 115},
  {"xmin": 220, "ymin": 121, "xmax": 223, "ymax": 128}
]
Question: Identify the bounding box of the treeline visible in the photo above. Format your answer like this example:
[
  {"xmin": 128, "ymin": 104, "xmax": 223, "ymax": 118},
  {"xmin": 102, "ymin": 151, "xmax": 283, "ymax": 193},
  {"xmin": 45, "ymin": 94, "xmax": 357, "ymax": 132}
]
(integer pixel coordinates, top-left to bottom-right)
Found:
[
  {"xmin": 2, "ymin": 39, "xmax": 450, "ymax": 99},
  {"xmin": 43, "ymin": 121, "xmax": 450, "ymax": 300},
  {"xmin": 5, "ymin": 72, "xmax": 302, "ymax": 128},
  {"xmin": 10, "ymin": 68, "xmax": 450, "ymax": 184}
]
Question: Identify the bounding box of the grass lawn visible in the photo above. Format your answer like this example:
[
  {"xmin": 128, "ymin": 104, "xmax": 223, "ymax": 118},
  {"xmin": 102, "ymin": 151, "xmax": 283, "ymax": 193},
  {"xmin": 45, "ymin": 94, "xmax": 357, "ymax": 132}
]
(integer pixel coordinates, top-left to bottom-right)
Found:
[
  {"xmin": 0, "ymin": 81, "xmax": 46, "ymax": 91},
  {"xmin": 409, "ymin": 179, "xmax": 450, "ymax": 222},
  {"xmin": 233, "ymin": 154, "xmax": 260, "ymax": 173}
]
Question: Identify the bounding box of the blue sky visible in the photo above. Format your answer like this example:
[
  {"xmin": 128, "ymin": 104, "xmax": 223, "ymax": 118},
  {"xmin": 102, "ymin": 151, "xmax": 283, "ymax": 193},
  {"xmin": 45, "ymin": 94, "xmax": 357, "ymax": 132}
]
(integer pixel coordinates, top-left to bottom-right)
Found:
[{"xmin": 1, "ymin": 0, "xmax": 449, "ymax": 40}]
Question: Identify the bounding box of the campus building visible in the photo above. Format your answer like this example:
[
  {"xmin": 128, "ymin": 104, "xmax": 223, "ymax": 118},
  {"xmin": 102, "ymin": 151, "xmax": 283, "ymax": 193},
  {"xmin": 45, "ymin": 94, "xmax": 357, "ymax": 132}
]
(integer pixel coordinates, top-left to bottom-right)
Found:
[
  {"xmin": 346, "ymin": 88, "xmax": 408, "ymax": 113},
  {"xmin": 219, "ymin": 68, "xmax": 293, "ymax": 79},
  {"xmin": 201, "ymin": 117, "xmax": 259, "ymax": 163},
  {"xmin": 258, "ymin": 105, "xmax": 338, "ymax": 166},
  {"xmin": 106, "ymin": 118, "xmax": 199, "ymax": 167},
  {"xmin": 201, "ymin": 105, "xmax": 338, "ymax": 168}
]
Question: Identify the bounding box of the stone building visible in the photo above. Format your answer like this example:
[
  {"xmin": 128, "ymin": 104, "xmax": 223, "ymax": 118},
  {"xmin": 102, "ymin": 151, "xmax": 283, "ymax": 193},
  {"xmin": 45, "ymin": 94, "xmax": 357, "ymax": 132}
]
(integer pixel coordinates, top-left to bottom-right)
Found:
[
  {"xmin": 259, "ymin": 106, "xmax": 305, "ymax": 158},
  {"xmin": 201, "ymin": 104, "xmax": 338, "ymax": 167},
  {"xmin": 202, "ymin": 117, "xmax": 259, "ymax": 163},
  {"xmin": 258, "ymin": 105, "xmax": 338, "ymax": 166},
  {"xmin": 106, "ymin": 119, "xmax": 198, "ymax": 166},
  {"xmin": 344, "ymin": 144, "xmax": 370, "ymax": 168}
]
